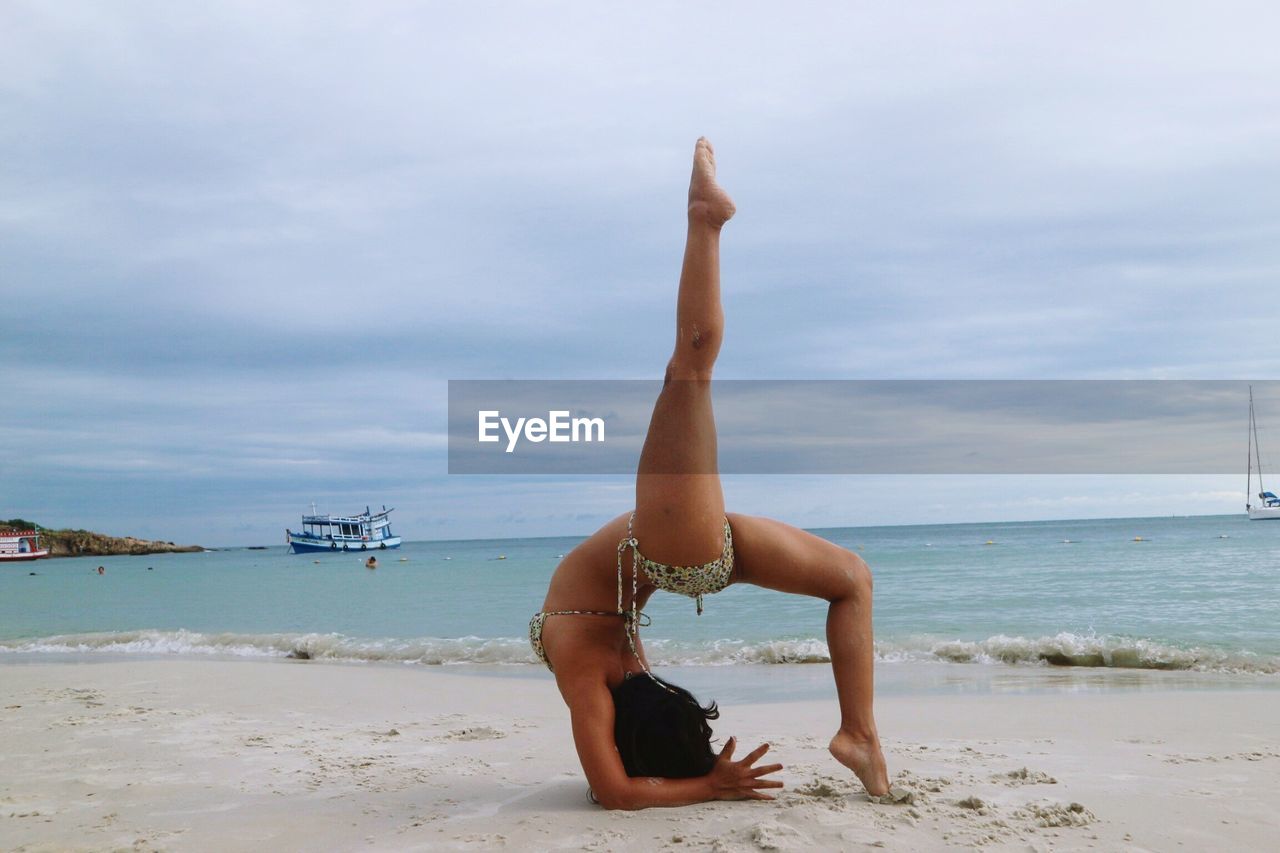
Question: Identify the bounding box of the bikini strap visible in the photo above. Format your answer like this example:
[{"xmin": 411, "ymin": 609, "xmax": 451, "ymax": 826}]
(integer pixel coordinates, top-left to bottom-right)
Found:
[
  {"xmin": 616, "ymin": 511, "xmax": 675, "ymax": 695},
  {"xmin": 616, "ymin": 511, "xmax": 638, "ymax": 615}
]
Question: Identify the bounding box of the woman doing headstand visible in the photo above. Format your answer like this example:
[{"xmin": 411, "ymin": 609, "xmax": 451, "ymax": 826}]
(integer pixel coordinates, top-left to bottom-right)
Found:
[{"xmin": 531, "ymin": 138, "xmax": 889, "ymax": 810}]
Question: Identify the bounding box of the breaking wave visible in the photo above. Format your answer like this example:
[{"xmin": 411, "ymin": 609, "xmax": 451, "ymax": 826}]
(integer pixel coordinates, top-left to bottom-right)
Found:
[
  {"xmin": 0, "ymin": 630, "xmax": 531, "ymax": 665},
  {"xmin": 1, "ymin": 629, "xmax": 1277, "ymax": 674}
]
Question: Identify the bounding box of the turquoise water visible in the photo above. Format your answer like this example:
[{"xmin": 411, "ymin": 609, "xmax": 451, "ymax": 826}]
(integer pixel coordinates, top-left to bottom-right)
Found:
[{"xmin": 3, "ymin": 515, "xmax": 1278, "ymax": 675}]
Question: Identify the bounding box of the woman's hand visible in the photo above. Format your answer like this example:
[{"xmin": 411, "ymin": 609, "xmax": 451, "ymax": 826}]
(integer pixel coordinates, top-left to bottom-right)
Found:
[{"xmin": 707, "ymin": 737, "xmax": 784, "ymax": 801}]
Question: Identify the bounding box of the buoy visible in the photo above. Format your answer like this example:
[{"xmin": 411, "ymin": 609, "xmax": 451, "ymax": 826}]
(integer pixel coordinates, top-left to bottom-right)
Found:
[
  {"xmin": 313, "ymin": 560, "xmax": 320, "ymax": 564},
  {"xmin": 399, "ymin": 557, "xmax": 408, "ymax": 562},
  {"xmin": 984, "ymin": 540, "xmax": 995, "ymax": 545},
  {"xmin": 1218, "ymin": 534, "xmax": 1229, "ymax": 539},
  {"xmin": 1061, "ymin": 539, "xmax": 1072, "ymax": 544},
  {"xmin": 1133, "ymin": 536, "xmax": 1144, "ymax": 542},
  {"xmin": 496, "ymin": 555, "xmax": 507, "ymax": 560}
]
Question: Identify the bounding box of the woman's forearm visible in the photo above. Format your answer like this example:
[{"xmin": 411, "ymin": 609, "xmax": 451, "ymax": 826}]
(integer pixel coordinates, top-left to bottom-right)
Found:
[{"xmin": 596, "ymin": 775, "xmax": 715, "ymax": 810}]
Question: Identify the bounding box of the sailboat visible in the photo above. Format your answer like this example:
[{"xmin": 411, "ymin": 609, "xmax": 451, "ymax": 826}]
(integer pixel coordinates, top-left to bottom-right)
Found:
[{"xmin": 1246, "ymin": 386, "xmax": 1280, "ymax": 520}]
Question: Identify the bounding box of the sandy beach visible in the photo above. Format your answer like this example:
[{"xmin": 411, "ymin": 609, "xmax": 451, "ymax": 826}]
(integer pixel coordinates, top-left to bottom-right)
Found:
[{"xmin": 2, "ymin": 660, "xmax": 1277, "ymax": 851}]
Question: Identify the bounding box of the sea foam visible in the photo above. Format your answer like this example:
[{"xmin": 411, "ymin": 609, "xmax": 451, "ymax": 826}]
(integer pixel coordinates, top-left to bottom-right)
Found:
[{"xmin": 2, "ymin": 629, "xmax": 1277, "ymax": 674}]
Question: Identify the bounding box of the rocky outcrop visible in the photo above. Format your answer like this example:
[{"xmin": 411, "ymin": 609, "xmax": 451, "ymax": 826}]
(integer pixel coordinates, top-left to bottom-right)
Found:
[{"xmin": 37, "ymin": 529, "xmax": 203, "ymax": 558}]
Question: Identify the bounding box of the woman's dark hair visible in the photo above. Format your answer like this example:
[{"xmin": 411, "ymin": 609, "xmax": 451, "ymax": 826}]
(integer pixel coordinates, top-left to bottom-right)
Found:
[{"xmin": 611, "ymin": 673, "xmax": 719, "ymax": 778}]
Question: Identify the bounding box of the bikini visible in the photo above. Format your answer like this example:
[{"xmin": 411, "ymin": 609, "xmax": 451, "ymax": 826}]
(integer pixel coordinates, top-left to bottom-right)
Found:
[{"xmin": 528, "ymin": 512, "xmax": 734, "ymax": 675}]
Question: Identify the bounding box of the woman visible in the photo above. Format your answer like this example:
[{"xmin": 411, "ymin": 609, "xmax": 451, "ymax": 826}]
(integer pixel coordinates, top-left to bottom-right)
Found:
[{"xmin": 531, "ymin": 139, "xmax": 890, "ymax": 810}]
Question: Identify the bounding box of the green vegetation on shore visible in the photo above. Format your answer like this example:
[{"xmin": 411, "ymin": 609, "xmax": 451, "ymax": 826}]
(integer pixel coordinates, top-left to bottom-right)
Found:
[{"xmin": 1, "ymin": 519, "xmax": 202, "ymax": 557}]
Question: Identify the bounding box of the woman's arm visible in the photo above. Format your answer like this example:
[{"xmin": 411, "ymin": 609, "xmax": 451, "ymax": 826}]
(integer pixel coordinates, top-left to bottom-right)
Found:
[{"xmin": 559, "ymin": 669, "xmax": 783, "ymax": 810}]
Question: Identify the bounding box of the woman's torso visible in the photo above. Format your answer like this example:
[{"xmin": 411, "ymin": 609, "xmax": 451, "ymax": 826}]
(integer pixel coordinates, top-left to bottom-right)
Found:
[{"xmin": 540, "ymin": 512, "xmax": 656, "ymax": 685}]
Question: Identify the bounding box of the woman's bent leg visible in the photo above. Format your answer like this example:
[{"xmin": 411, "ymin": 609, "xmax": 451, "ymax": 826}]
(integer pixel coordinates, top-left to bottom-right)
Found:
[
  {"xmin": 633, "ymin": 139, "xmax": 736, "ymax": 563},
  {"xmin": 727, "ymin": 512, "xmax": 891, "ymax": 796}
]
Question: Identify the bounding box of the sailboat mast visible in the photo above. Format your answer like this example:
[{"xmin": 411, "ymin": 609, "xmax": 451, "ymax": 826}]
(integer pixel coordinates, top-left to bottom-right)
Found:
[
  {"xmin": 1247, "ymin": 386, "xmax": 1254, "ymax": 511},
  {"xmin": 1254, "ymin": 387, "xmax": 1267, "ymax": 496}
]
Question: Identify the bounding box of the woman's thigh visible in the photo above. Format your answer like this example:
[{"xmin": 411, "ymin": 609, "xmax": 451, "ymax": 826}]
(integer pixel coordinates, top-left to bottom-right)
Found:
[
  {"xmin": 727, "ymin": 513, "xmax": 859, "ymax": 600},
  {"xmin": 633, "ymin": 379, "xmax": 725, "ymax": 563}
]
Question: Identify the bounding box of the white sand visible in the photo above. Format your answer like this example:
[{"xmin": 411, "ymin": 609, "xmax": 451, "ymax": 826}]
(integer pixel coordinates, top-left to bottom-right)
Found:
[{"xmin": 2, "ymin": 659, "xmax": 1278, "ymax": 851}]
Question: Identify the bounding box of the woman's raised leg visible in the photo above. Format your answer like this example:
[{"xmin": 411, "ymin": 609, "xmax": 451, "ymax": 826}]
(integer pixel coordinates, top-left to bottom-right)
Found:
[
  {"xmin": 631, "ymin": 140, "xmax": 889, "ymax": 795},
  {"xmin": 728, "ymin": 513, "xmax": 891, "ymax": 796},
  {"xmin": 632, "ymin": 138, "xmax": 737, "ymax": 563}
]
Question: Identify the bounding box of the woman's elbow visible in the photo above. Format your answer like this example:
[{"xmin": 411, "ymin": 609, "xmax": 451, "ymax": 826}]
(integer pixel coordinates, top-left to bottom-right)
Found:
[
  {"xmin": 596, "ymin": 798, "xmax": 631, "ymax": 811},
  {"xmin": 594, "ymin": 787, "xmax": 640, "ymax": 811}
]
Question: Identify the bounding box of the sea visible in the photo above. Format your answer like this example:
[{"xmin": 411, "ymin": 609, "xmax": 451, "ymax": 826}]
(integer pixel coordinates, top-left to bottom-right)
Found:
[{"xmin": 4, "ymin": 515, "xmax": 1278, "ymax": 699}]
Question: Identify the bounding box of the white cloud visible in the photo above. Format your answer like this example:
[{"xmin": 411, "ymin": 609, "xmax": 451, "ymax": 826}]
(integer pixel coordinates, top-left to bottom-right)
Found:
[{"xmin": 3, "ymin": 1, "xmax": 1280, "ymax": 541}]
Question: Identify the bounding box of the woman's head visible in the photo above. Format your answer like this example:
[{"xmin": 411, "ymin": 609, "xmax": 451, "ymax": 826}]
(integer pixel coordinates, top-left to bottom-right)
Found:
[{"xmin": 611, "ymin": 673, "xmax": 719, "ymax": 778}]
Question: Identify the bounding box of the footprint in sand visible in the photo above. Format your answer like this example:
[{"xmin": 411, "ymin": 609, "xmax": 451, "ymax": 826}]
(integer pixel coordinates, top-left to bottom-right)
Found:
[
  {"xmin": 1015, "ymin": 800, "xmax": 1095, "ymax": 827},
  {"xmin": 749, "ymin": 820, "xmax": 812, "ymax": 850},
  {"xmin": 997, "ymin": 766, "xmax": 1058, "ymax": 785},
  {"xmin": 439, "ymin": 726, "xmax": 506, "ymax": 742},
  {"xmin": 792, "ymin": 776, "xmax": 858, "ymax": 802},
  {"xmin": 1166, "ymin": 749, "xmax": 1280, "ymax": 764}
]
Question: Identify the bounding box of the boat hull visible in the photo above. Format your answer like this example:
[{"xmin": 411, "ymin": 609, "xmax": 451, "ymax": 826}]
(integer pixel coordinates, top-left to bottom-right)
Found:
[
  {"xmin": 0, "ymin": 550, "xmax": 49, "ymax": 561},
  {"xmin": 1247, "ymin": 506, "xmax": 1280, "ymax": 520},
  {"xmin": 288, "ymin": 536, "xmax": 402, "ymax": 554}
]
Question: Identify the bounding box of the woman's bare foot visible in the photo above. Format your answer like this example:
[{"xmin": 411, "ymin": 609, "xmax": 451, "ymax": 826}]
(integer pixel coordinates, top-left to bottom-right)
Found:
[
  {"xmin": 688, "ymin": 137, "xmax": 736, "ymax": 228},
  {"xmin": 829, "ymin": 728, "xmax": 891, "ymax": 797}
]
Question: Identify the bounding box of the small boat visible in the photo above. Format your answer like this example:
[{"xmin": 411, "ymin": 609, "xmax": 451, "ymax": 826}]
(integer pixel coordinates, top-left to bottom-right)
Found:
[
  {"xmin": 286, "ymin": 505, "xmax": 403, "ymax": 553},
  {"xmin": 1246, "ymin": 386, "xmax": 1280, "ymax": 520},
  {"xmin": 0, "ymin": 528, "xmax": 49, "ymax": 562}
]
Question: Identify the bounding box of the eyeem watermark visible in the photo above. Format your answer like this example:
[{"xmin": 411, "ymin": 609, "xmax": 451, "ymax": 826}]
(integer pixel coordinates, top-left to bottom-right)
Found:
[
  {"xmin": 450, "ymin": 379, "xmax": 1280, "ymax": 474},
  {"xmin": 478, "ymin": 410, "xmax": 606, "ymax": 453}
]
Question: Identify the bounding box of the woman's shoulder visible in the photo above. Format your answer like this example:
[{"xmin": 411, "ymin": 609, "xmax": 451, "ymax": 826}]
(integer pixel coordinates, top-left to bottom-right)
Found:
[{"xmin": 545, "ymin": 619, "xmax": 628, "ymax": 690}]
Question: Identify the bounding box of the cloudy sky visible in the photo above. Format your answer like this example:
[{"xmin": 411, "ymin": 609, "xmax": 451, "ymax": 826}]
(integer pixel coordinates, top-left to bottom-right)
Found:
[{"xmin": 3, "ymin": 1, "xmax": 1279, "ymax": 544}]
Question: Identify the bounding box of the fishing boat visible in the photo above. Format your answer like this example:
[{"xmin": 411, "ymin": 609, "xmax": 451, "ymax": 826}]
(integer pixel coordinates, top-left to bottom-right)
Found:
[
  {"xmin": 286, "ymin": 505, "xmax": 403, "ymax": 553},
  {"xmin": 0, "ymin": 529, "xmax": 49, "ymax": 561},
  {"xmin": 1246, "ymin": 387, "xmax": 1280, "ymax": 520}
]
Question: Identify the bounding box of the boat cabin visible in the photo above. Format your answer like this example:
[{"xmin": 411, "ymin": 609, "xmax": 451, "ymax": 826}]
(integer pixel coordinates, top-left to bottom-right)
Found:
[
  {"xmin": 286, "ymin": 505, "xmax": 402, "ymax": 553},
  {"xmin": 298, "ymin": 511, "xmax": 393, "ymax": 544}
]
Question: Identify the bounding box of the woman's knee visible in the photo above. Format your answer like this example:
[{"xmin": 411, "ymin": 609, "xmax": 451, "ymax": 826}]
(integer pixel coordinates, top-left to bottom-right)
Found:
[
  {"xmin": 838, "ymin": 551, "xmax": 872, "ymax": 600},
  {"xmin": 667, "ymin": 326, "xmax": 721, "ymax": 379}
]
